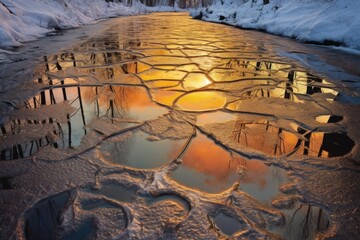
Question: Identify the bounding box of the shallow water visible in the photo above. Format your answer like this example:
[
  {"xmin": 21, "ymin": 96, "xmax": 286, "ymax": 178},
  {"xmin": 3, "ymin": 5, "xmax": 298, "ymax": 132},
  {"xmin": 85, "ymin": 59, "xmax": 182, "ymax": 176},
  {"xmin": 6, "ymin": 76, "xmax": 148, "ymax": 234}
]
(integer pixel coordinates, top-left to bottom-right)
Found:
[{"xmin": 1, "ymin": 12, "xmax": 360, "ymax": 239}]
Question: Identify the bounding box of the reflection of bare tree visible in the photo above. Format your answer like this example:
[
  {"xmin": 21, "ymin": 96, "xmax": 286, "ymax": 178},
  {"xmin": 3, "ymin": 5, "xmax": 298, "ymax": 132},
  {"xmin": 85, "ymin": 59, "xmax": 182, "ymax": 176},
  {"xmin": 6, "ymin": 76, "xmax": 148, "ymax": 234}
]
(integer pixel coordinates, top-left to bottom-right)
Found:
[
  {"xmin": 77, "ymin": 86, "xmax": 87, "ymax": 136},
  {"xmin": 102, "ymin": 138, "xmax": 131, "ymax": 165},
  {"xmin": 233, "ymin": 121, "xmax": 249, "ymax": 145},
  {"xmin": 285, "ymin": 70, "xmax": 295, "ymax": 100},
  {"xmin": 293, "ymin": 126, "xmax": 354, "ymax": 158},
  {"xmin": 0, "ymin": 125, "xmax": 55, "ymax": 160},
  {"xmin": 95, "ymin": 87, "xmax": 100, "ymax": 117},
  {"xmin": 232, "ymin": 121, "xmax": 288, "ymax": 156},
  {"xmin": 1, "ymin": 90, "xmax": 53, "ymax": 159},
  {"xmin": 224, "ymin": 155, "xmax": 247, "ymax": 180},
  {"xmin": 231, "ymin": 120, "xmax": 352, "ymax": 158},
  {"xmin": 286, "ymin": 204, "xmax": 329, "ymax": 240},
  {"xmin": 82, "ymin": 86, "xmax": 129, "ymax": 119},
  {"xmin": 293, "ymin": 128, "xmax": 311, "ymax": 156},
  {"xmin": 273, "ymin": 128, "xmax": 285, "ymax": 155},
  {"xmin": 0, "ymin": 79, "xmax": 74, "ymax": 159},
  {"xmin": 306, "ymin": 73, "xmax": 322, "ymax": 95},
  {"xmin": 224, "ymin": 59, "xmax": 340, "ymax": 102},
  {"xmin": 66, "ymin": 113, "xmax": 71, "ymax": 148},
  {"xmin": 25, "ymin": 191, "xmax": 71, "ymax": 240}
]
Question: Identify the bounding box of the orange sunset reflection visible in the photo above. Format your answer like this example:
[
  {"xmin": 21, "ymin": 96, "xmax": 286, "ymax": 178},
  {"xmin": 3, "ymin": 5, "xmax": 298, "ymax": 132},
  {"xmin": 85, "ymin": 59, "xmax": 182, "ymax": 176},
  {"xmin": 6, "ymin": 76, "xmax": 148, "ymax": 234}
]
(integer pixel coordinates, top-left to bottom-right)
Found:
[
  {"xmin": 171, "ymin": 133, "xmax": 286, "ymax": 199},
  {"xmin": 176, "ymin": 91, "xmax": 227, "ymax": 111},
  {"xmin": 233, "ymin": 123, "xmax": 300, "ymax": 156},
  {"xmin": 80, "ymin": 85, "xmax": 168, "ymax": 121},
  {"xmin": 82, "ymin": 86, "xmax": 154, "ymax": 110}
]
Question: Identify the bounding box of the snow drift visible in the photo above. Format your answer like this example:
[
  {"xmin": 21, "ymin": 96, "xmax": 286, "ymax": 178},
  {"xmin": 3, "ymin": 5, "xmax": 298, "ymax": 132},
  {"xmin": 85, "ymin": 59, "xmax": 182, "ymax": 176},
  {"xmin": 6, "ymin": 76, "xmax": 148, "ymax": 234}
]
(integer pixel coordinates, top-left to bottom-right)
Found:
[
  {"xmin": 0, "ymin": 0, "xmax": 148, "ymax": 49},
  {"xmin": 191, "ymin": 0, "xmax": 360, "ymax": 50}
]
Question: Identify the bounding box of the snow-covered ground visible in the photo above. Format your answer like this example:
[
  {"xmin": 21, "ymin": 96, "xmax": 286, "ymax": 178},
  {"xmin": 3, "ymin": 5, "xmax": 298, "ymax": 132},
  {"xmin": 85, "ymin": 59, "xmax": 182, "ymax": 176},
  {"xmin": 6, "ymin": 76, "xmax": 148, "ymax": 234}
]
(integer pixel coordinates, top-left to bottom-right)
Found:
[
  {"xmin": 0, "ymin": 0, "xmax": 183, "ymax": 50},
  {"xmin": 1, "ymin": 0, "xmax": 360, "ymax": 52},
  {"xmin": 191, "ymin": 0, "xmax": 360, "ymax": 50}
]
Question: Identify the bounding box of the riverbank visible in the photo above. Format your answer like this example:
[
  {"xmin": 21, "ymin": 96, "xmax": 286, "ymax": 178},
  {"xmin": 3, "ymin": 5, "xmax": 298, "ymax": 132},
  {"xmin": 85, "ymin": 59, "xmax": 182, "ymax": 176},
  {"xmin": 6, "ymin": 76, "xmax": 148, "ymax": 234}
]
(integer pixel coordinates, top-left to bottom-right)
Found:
[
  {"xmin": 191, "ymin": 0, "xmax": 360, "ymax": 51},
  {"xmin": 0, "ymin": 0, "xmax": 140, "ymax": 48},
  {"xmin": 2, "ymin": 0, "xmax": 360, "ymax": 53},
  {"xmin": 0, "ymin": 0, "xmax": 183, "ymax": 51}
]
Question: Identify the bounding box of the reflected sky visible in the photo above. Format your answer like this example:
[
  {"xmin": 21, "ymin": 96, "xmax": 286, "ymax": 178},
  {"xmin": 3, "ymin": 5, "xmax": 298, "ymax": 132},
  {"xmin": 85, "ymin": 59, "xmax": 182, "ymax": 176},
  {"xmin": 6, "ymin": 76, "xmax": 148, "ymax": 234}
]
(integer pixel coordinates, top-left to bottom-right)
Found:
[
  {"xmin": 100, "ymin": 130, "xmax": 186, "ymax": 169},
  {"xmin": 176, "ymin": 91, "xmax": 227, "ymax": 111},
  {"xmin": 170, "ymin": 133, "xmax": 287, "ymax": 202},
  {"xmin": 232, "ymin": 121, "xmax": 300, "ymax": 156},
  {"xmin": 211, "ymin": 213, "xmax": 242, "ymax": 236},
  {"xmin": 64, "ymin": 85, "xmax": 167, "ymax": 146},
  {"xmin": 0, "ymin": 85, "xmax": 168, "ymax": 159},
  {"xmin": 196, "ymin": 111, "xmax": 237, "ymax": 125}
]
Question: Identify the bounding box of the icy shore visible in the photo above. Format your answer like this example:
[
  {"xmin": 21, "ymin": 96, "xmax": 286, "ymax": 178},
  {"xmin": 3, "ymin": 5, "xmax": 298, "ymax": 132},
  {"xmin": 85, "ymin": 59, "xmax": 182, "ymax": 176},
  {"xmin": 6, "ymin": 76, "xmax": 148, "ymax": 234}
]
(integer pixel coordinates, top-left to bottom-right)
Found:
[
  {"xmin": 191, "ymin": 0, "xmax": 360, "ymax": 50},
  {"xmin": 1, "ymin": 0, "xmax": 359, "ymax": 51},
  {"xmin": 0, "ymin": 0, "xmax": 155, "ymax": 49}
]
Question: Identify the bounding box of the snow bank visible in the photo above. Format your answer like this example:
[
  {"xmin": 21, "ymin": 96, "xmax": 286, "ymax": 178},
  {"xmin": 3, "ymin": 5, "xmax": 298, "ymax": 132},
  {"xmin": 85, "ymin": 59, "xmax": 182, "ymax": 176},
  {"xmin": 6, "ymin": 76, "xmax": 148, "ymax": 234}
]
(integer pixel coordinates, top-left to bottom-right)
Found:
[
  {"xmin": 3, "ymin": 0, "xmax": 359, "ymax": 51},
  {"xmin": 0, "ymin": 0, "xmax": 148, "ymax": 49},
  {"xmin": 191, "ymin": 0, "xmax": 360, "ymax": 50}
]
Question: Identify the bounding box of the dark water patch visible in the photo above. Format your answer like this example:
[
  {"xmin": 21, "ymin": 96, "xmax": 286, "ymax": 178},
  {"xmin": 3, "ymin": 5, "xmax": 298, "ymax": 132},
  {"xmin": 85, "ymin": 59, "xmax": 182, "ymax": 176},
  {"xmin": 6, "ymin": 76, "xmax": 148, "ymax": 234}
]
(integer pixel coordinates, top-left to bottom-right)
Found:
[
  {"xmin": 334, "ymin": 92, "xmax": 360, "ymax": 105},
  {"xmin": 315, "ymin": 132, "xmax": 355, "ymax": 158},
  {"xmin": 25, "ymin": 191, "xmax": 71, "ymax": 240},
  {"xmin": 92, "ymin": 184, "xmax": 136, "ymax": 202},
  {"xmin": 210, "ymin": 213, "xmax": 242, "ymax": 236},
  {"xmin": 80, "ymin": 198, "xmax": 118, "ymax": 211},
  {"xmin": 62, "ymin": 220, "xmax": 95, "ymax": 240},
  {"xmin": 0, "ymin": 177, "xmax": 12, "ymax": 190},
  {"xmin": 315, "ymin": 115, "xmax": 343, "ymax": 123},
  {"xmin": 294, "ymin": 127, "xmax": 355, "ymax": 158},
  {"xmin": 341, "ymin": 80, "xmax": 357, "ymax": 83}
]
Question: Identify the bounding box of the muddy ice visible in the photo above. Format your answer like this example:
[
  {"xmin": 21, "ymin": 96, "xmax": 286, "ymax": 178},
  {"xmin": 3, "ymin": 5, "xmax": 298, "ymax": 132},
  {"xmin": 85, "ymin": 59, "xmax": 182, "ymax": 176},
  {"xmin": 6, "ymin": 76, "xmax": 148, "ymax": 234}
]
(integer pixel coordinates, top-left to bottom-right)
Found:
[{"xmin": 1, "ymin": 13, "xmax": 360, "ymax": 239}]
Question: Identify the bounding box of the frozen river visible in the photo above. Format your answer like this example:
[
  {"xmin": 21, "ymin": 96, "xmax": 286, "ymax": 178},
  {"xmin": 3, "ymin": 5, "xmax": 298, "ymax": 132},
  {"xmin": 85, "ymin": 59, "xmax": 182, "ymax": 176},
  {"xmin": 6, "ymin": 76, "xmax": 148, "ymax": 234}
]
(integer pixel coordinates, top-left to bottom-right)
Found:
[{"xmin": 1, "ymin": 12, "xmax": 360, "ymax": 239}]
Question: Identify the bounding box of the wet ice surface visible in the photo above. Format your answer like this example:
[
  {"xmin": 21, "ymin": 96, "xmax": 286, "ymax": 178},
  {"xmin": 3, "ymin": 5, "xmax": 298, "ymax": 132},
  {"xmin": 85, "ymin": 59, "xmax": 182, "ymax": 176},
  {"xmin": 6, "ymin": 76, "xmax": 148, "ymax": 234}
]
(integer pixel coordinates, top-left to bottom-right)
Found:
[{"xmin": 1, "ymin": 13, "xmax": 360, "ymax": 239}]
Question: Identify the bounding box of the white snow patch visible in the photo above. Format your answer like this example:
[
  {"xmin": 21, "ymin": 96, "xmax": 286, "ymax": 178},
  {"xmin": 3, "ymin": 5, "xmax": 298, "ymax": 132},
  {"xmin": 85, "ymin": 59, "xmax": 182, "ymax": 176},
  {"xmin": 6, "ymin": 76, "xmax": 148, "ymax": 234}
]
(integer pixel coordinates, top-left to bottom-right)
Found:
[
  {"xmin": 192, "ymin": 0, "xmax": 360, "ymax": 50},
  {"xmin": 331, "ymin": 46, "xmax": 360, "ymax": 56},
  {"xmin": 0, "ymin": 0, "xmax": 150, "ymax": 50}
]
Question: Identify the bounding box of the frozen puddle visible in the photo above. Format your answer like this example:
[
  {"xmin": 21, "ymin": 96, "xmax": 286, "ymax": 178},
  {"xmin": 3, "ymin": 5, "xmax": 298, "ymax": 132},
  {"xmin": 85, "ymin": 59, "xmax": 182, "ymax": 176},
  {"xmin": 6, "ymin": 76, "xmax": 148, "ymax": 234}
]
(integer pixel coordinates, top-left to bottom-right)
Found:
[
  {"xmin": 275, "ymin": 204, "xmax": 330, "ymax": 240},
  {"xmin": 211, "ymin": 213, "xmax": 242, "ymax": 236},
  {"xmin": 90, "ymin": 184, "xmax": 136, "ymax": 203},
  {"xmin": 100, "ymin": 130, "xmax": 187, "ymax": 169},
  {"xmin": 1, "ymin": 13, "xmax": 360, "ymax": 239},
  {"xmin": 170, "ymin": 132, "xmax": 288, "ymax": 203},
  {"xmin": 25, "ymin": 191, "xmax": 74, "ymax": 240},
  {"xmin": 0, "ymin": 85, "xmax": 168, "ymax": 160}
]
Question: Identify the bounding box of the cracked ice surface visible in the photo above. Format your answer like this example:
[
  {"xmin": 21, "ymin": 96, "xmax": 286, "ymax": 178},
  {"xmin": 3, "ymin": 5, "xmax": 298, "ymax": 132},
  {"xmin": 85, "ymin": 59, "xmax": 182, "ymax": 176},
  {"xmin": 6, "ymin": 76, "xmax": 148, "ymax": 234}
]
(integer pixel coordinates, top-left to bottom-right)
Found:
[{"xmin": 1, "ymin": 13, "xmax": 360, "ymax": 239}]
